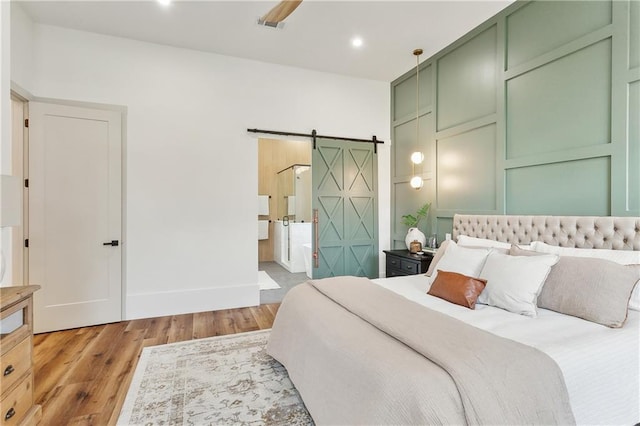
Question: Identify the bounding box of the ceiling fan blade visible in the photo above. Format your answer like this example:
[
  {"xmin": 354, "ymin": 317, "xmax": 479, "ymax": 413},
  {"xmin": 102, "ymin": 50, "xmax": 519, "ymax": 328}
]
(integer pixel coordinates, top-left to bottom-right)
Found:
[{"xmin": 260, "ymin": 0, "xmax": 303, "ymax": 26}]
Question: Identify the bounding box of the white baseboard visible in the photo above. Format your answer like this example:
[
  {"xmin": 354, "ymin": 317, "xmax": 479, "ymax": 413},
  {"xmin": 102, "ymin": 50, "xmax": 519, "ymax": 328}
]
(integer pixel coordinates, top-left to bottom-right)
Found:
[{"xmin": 125, "ymin": 284, "xmax": 260, "ymax": 320}]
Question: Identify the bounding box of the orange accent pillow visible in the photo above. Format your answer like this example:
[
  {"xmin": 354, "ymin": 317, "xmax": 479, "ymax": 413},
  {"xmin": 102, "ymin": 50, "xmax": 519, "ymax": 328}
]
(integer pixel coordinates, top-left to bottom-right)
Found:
[{"xmin": 427, "ymin": 270, "xmax": 487, "ymax": 309}]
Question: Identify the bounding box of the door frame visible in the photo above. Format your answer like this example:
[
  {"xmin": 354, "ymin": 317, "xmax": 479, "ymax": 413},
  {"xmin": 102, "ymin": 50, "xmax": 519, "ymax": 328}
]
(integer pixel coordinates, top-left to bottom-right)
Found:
[
  {"xmin": 11, "ymin": 88, "xmax": 128, "ymax": 321},
  {"xmin": 9, "ymin": 92, "xmax": 28, "ymax": 286},
  {"xmin": 249, "ymin": 130, "xmax": 384, "ymax": 278}
]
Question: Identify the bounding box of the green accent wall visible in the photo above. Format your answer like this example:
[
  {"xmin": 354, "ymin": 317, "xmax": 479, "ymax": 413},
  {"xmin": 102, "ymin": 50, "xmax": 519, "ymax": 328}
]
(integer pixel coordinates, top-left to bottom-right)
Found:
[{"xmin": 390, "ymin": 0, "xmax": 640, "ymax": 247}]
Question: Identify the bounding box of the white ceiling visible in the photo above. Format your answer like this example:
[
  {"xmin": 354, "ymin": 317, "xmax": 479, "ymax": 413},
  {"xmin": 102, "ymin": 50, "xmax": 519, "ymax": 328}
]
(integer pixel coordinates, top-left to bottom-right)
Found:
[{"xmin": 18, "ymin": 0, "xmax": 514, "ymax": 82}]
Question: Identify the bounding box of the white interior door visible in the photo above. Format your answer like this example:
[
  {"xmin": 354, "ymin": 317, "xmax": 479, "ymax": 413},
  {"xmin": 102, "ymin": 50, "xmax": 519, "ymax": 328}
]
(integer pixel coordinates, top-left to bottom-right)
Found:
[{"xmin": 29, "ymin": 102, "xmax": 122, "ymax": 333}]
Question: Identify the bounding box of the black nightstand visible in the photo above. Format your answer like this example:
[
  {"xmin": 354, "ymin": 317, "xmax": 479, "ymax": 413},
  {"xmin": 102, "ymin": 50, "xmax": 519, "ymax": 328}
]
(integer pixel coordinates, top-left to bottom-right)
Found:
[{"xmin": 383, "ymin": 249, "xmax": 433, "ymax": 277}]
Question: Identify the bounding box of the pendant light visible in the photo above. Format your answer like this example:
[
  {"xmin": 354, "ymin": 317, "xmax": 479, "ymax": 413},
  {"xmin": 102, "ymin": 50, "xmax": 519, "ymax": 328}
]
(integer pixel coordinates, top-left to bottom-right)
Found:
[{"xmin": 410, "ymin": 48, "xmax": 424, "ymax": 189}]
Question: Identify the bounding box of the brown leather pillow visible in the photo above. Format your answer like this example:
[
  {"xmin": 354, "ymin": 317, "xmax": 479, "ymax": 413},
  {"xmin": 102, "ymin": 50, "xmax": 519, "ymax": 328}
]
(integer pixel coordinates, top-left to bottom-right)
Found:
[{"xmin": 427, "ymin": 270, "xmax": 487, "ymax": 309}]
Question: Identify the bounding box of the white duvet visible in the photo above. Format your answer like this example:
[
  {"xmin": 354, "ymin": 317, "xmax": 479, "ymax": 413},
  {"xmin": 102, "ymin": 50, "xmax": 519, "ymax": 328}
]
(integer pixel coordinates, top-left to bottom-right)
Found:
[{"xmin": 372, "ymin": 274, "xmax": 640, "ymax": 425}]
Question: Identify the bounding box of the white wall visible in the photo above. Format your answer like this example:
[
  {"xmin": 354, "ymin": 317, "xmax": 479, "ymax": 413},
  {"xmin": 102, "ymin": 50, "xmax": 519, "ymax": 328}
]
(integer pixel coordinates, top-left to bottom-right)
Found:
[
  {"xmin": 1, "ymin": 1, "xmax": 12, "ymax": 287},
  {"xmin": 9, "ymin": 4, "xmax": 32, "ymax": 93},
  {"xmin": 8, "ymin": 9, "xmax": 391, "ymax": 319}
]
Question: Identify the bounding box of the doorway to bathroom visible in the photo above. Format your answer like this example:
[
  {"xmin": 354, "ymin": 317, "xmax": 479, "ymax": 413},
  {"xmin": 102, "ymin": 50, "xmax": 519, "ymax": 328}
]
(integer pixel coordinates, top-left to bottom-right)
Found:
[
  {"xmin": 258, "ymin": 138, "xmax": 312, "ymax": 303},
  {"xmin": 257, "ymin": 134, "xmax": 380, "ymax": 302}
]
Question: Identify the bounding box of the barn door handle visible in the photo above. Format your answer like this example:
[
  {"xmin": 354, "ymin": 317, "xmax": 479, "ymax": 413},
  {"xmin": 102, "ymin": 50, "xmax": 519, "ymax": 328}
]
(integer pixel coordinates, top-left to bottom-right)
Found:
[
  {"xmin": 313, "ymin": 209, "xmax": 319, "ymax": 268},
  {"xmin": 103, "ymin": 240, "xmax": 119, "ymax": 246}
]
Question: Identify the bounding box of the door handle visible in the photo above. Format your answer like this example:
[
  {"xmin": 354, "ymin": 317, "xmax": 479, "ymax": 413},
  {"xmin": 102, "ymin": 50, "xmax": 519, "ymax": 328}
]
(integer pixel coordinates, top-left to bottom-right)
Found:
[
  {"xmin": 103, "ymin": 240, "xmax": 119, "ymax": 246},
  {"xmin": 313, "ymin": 209, "xmax": 319, "ymax": 268}
]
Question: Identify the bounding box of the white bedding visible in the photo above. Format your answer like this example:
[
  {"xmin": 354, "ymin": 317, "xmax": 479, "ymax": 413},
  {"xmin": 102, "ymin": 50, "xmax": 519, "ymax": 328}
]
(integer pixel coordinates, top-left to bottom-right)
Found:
[{"xmin": 372, "ymin": 274, "xmax": 640, "ymax": 425}]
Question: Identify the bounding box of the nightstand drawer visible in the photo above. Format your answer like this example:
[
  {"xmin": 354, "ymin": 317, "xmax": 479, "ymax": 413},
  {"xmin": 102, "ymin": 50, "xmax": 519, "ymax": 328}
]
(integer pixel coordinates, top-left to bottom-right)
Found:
[
  {"xmin": 386, "ymin": 268, "xmax": 406, "ymax": 277},
  {"xmin": 0, "ymin": 337, "xmax": 31, "ymax": 395},
  {"xmin": 386, "ymin": 257, "xmax": 401, "ymax": 270},
  {"xmin": 400, "ymin": 260, "xmax": 419, "ymax": 274}
]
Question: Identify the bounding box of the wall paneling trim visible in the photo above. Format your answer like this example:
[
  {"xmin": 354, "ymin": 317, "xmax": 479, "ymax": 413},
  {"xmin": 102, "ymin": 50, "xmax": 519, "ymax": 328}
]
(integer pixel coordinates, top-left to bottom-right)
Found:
[{"xmin": 390, "ymin": 0, "xmax": 639, "ymax": 246}]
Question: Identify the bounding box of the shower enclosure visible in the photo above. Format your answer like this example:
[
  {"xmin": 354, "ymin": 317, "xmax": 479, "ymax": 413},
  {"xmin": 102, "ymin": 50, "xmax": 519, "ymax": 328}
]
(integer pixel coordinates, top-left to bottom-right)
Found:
[{"xmin": 273, "ymin": 164, "xmax": 312, "ymax": 274}]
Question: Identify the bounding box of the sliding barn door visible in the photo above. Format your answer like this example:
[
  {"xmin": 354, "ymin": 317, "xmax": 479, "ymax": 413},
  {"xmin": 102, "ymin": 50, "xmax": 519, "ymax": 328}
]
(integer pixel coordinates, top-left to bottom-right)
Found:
[{"xmin": 312, "ymin": 138, "xmax": 378, "ymax": 279}]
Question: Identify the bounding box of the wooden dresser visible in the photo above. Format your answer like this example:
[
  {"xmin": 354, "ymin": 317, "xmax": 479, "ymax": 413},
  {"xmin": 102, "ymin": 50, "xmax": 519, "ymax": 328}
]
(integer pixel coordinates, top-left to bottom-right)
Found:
[{"xmin": 0, "ymin": 286, "xmax": 41, "ymax": 426}]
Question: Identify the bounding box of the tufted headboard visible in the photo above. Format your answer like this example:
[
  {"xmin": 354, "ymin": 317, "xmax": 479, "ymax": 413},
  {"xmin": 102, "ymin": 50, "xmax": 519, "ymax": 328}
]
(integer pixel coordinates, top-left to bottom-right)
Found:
[{"xmin": 452, "ymin": 215, "xmax": 640, "ymax": 251}]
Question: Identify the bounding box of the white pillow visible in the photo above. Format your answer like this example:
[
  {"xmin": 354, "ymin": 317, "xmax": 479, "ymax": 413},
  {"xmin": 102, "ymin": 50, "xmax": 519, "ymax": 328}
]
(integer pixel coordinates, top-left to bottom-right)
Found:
[
  {"xmin": 456, "ymin": 235, "xmax": 512, "ymax": 250},
  {"xmin": 478, "ymin": 252, "xmax": 559, "ymax": 317},
  {"xmin": 530, "ymin": 241, "xmax": 640, "ymax": 311},
  {"xmin": 530, "ymin": 241, "xmax": 640, "ymax": 264},
  {"xmin": 429, "ymin": 242, "xmax": 492, "ymax": 285},
  {"xmin": 630, "ymin": 285, "xmax": 640, "ymax": 311}
]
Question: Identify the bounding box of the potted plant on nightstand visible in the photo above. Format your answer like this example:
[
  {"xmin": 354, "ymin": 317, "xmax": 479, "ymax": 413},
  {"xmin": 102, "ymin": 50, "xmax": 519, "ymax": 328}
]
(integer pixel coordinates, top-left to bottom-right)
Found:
[{"xmin": 401, "ymin": 202, "xmax": 431, "ymax": 251}]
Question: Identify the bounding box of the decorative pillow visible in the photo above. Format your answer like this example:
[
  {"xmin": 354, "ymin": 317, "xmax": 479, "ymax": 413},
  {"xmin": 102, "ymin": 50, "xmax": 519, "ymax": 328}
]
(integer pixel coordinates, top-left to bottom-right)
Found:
[
  {"xmin": 528, "ymin": 242, "xmax": 640, "ymax": 312},
  {"xmin": 510, "ymin": 245, "xmax": 640, "ymax": 327},
  {"xmin": 630, "ymin": 285, "xmax": 640, "ymax": 312},
  {"xmin": 427, "ymin": 271, "xmax": 487, "ymax": 309},
  {"xmin": 478, "ymin": 252, "xmax": 559, "ymax": 317},
  {"xmin": 530, "ymin": 241, "xmax": 640, "ymax": 264},
  {"xmin": 425, "ymin": 240, "xmax": 451, "ymax": 277},
  {"xmin": 426, "ymin": 239, "xmax": 505, "ymax": 277},
  {"xmin": 428, "ymin": 242, "xmax": 492, "ymax": 284},
  {"xmin": 509, "ymin": 244, "xmax": 541, "ymax": 257},
  {"xmin": 456, "ymin": 235, "xmax": 512, "ymax": 250}
]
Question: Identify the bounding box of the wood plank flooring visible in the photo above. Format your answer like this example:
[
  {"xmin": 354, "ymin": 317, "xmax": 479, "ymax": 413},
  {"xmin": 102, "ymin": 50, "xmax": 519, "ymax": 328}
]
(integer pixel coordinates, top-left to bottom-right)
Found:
[{"xmin": 32, "ymin": 304, "xmax": 279, "ymax": 425}]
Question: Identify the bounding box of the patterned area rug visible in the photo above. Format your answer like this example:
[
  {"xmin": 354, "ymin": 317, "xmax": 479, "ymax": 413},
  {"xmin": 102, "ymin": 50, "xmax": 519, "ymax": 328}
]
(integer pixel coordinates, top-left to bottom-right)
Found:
[{"xmin": 117, "ymin": 330, "xmax": 313, "ymax": 425}]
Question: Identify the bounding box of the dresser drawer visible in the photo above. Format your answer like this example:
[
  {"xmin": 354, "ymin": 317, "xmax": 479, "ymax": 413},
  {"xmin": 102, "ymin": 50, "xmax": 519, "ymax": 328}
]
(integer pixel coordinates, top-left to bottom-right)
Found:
[
  {"xmin": 0, "ymin": 373, "xmax": 33, "ymax": 426},
  {"xmin": 0, "ymin": 338, "xmax": 31, "ymax": 396},
  {"xmin": 400, "ymin": 260, "xmax": 419, "ymax": 274}
]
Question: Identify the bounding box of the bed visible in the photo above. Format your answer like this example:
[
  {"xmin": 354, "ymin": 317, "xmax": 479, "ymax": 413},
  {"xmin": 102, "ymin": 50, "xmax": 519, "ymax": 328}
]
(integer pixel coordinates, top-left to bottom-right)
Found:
[{"xmin": 267, "ymin": 214, "xmax": 640, "ymax": 425}]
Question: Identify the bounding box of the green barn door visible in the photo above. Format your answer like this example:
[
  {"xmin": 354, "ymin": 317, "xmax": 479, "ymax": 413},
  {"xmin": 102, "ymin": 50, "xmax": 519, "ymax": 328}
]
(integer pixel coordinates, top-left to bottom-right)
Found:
[{"xmin": 312, "ymin": 138, "xmax": 378, "ymax": 279}]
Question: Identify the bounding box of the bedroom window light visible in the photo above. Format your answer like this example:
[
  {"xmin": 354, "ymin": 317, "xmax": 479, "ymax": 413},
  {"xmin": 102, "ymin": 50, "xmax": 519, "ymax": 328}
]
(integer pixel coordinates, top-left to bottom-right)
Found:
[{"xmin": 410, "ymin": 48, "xmax": 424, "ymax": 190}]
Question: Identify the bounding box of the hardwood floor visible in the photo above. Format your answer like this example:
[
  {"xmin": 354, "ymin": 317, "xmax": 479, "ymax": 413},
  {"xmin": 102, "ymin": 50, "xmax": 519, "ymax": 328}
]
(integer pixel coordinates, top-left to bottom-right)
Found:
[{"xmin": 32, "ymin": 304, "xmax": 280, "ymax": 425}]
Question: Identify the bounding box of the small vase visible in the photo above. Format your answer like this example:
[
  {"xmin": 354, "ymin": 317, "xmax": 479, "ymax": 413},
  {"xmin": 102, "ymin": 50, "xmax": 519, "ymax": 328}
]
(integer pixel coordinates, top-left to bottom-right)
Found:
[{"xmin": 405, "ymin": 228, "xmax": 426, "ymax": 250}]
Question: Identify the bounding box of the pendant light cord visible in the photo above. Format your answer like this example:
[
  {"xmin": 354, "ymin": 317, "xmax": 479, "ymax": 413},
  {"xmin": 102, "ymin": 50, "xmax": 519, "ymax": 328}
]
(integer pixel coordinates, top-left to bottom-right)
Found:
[
  {"xmin": 415, "ymin": 51, "xmax": 420, "ymax": 177},
  {"xmin": 411, "ymin": 48, "xmax": 423, "ymax": 187}
]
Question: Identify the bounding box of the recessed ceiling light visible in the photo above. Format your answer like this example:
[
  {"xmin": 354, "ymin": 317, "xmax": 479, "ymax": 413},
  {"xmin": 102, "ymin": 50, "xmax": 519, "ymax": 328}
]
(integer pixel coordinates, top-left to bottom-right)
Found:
[
  {"xmin": 351, "ymin": 37, "xmax": 364, "ymax": 48},
  {"xmin": 157, "ymin": 0, "xmax": 171, "ymax": 6}
]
